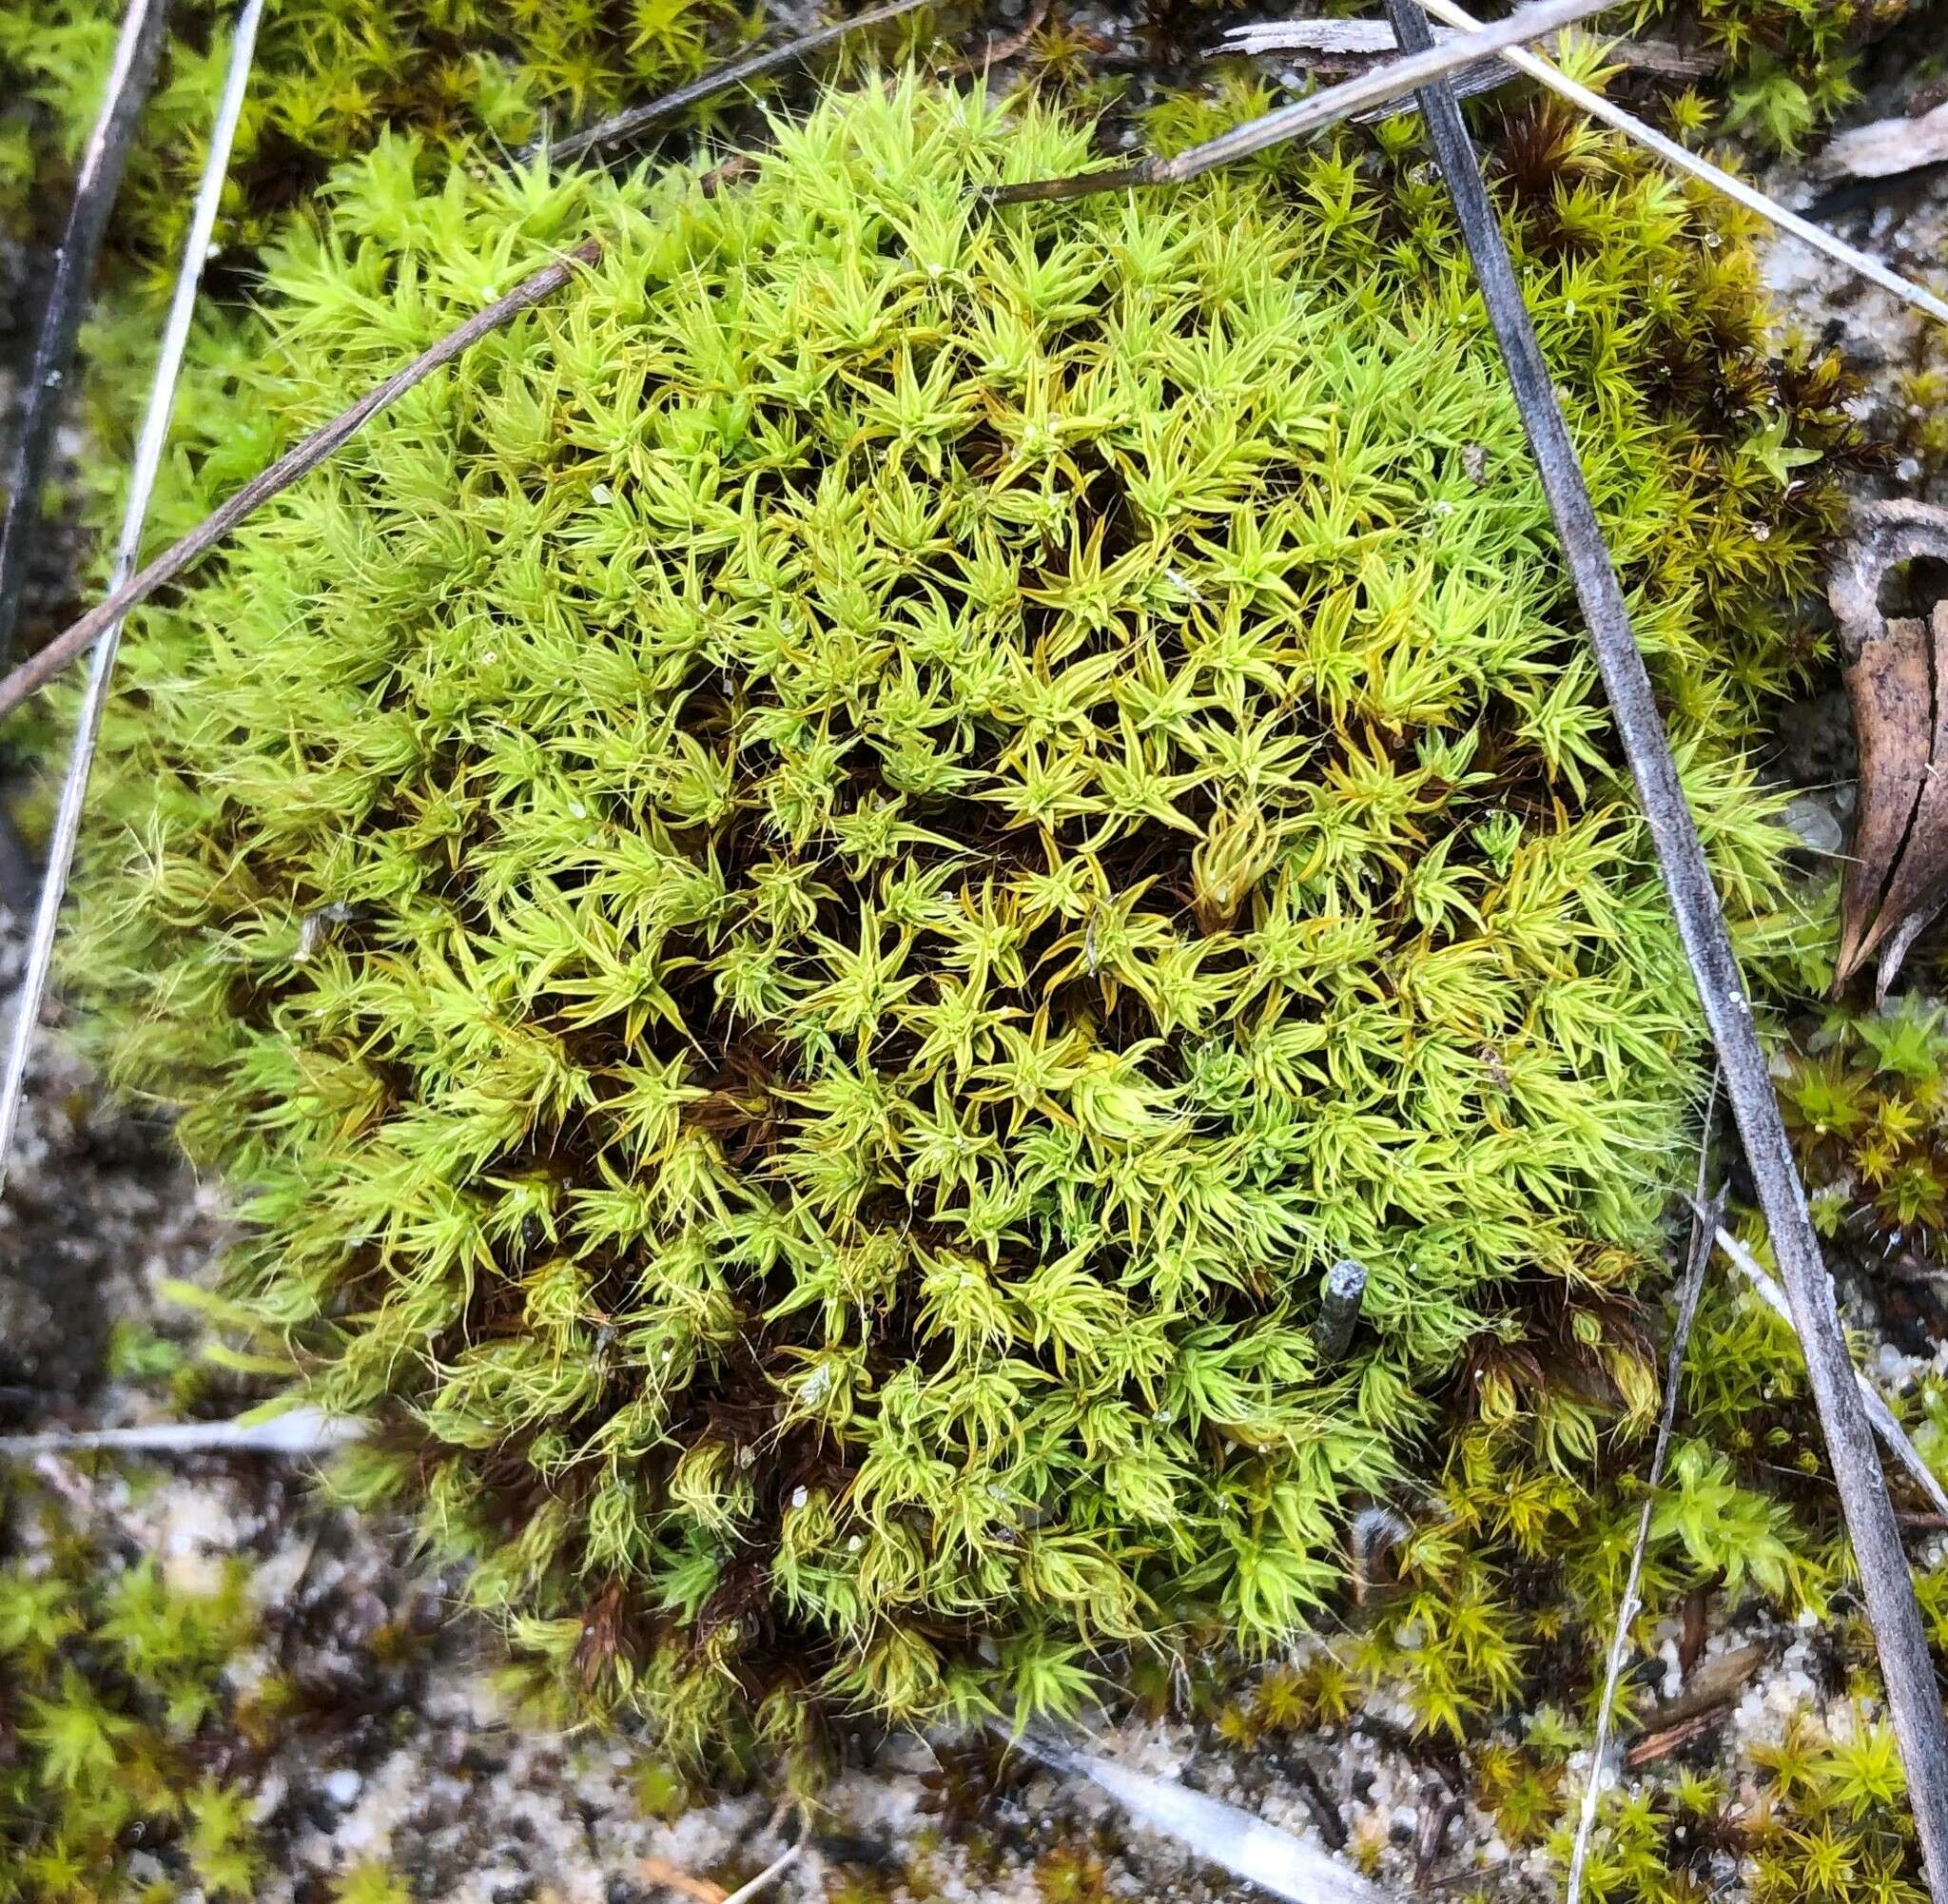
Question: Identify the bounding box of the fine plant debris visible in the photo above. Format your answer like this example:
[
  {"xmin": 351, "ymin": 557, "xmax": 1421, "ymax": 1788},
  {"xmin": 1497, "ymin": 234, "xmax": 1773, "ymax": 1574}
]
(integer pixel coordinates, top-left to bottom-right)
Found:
[
  {"xmin": 0, "ymin": 0, "xmax": 168, "ymax": 667},
  {"xmin": 7, "ymin": 0, "xmax": 1948, "ymax": 1898}
]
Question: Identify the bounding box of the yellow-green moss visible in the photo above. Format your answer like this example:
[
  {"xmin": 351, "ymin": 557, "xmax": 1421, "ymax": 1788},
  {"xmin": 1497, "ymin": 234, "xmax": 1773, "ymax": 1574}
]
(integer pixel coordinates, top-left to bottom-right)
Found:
[
  {"xmin": 66, "ymin": 66, "xmax": 1863, "ymax": 1763},
  {"xmin": 0, "ymin": 1476, "xmax": 262, "ymax": 1903},
  {"xmin": 0, "ymin": 0, "xmax": 756, "ymax": 286}
]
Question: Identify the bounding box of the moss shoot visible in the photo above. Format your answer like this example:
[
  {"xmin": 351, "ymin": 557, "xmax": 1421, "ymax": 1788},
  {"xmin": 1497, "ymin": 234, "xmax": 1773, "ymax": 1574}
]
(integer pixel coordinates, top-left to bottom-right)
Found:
[
  {"xmin": 0, "ymin": 0, "xmax": 755, "ymax": 287},
  {"xmin": 0, "ymin": 1478, "xmax": 262, "ymax": 1902},
  {"xmin": 74, "ymin": 74, "xmax": 1848, "ymax": 1761}
]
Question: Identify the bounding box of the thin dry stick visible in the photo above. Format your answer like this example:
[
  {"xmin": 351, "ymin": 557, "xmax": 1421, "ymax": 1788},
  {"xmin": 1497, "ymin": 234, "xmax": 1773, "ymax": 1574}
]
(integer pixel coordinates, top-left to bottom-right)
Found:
[
  {"xmin": 0, "ymin": 1408, "xmax": 364, "ymax": 1459},
  {"xmin": 0, "ymin": 0, "xmax": 940, "ymax": 719},
  {"xmin": 718, "ymin": 1843, "xmax": 803, "ymax": 1904},
  {"xmin": 0, "ymin": 0, "xmax": 172, "ymax": 667},
  {"xmin": 1708, "ymin": 1217, "xmax": 1948, "ymax": 1521},
  {"xmin": 1566, "ymin": 1099, "xmax": 1723, "ymax": 1904},
  {"xmin": 0, "ymin": 238, "xmax": 601, "ymax": 720},
  {"xmin": 537, "ymin": 0, "xmax": 931, "ymax": 165},
  {"xmin": 1380, "ymin": 0, "xmax": 1948, "ymax": 1889},
  {"xmin": 0, "ymin": 0, "xmax": 265, "ymax": 1195},
  {"xmin": 983, "ymin": 0, "xmax": 1614, "ymax": 203},
  {"xmin": 1222, "ymin": 7, "xmax": 1948, "ymax": 326}
]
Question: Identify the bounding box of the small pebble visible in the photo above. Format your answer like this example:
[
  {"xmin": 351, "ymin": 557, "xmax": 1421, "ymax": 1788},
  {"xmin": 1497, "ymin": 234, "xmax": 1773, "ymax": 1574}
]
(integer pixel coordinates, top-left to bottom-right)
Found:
[{"xmin": 1782, "ymin": 794, "xmax": 1844, "ymax": 856}]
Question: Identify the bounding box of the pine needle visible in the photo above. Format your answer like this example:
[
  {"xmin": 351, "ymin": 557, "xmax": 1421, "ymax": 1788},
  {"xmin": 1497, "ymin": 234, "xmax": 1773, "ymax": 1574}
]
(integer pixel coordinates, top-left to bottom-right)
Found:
[
  {"xmin": 0, "ymin": 0, "xmax": 170, "ymax": 667},
  {"xmin": 1381, "ymin": 1, "xmax": 1948, "ymax": 1889},
  {"xmin": 0, "ymin": 0, "xmax": 266, "ymax": 1195},
  {"xmin": 1221, "ymin": 8, "xmax": 1948, "ymax": 326},
  {"xmin": 1566, "ymin": 1076, "xmax": 1722, "ymax": 1904}
]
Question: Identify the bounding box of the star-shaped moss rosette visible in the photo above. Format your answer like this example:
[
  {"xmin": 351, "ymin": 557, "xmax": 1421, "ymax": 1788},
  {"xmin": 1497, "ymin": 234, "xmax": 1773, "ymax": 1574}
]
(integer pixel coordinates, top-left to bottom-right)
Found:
[{"xmin": 70, "ymin": 74, "xmax": 1850, "ymax": 1765}]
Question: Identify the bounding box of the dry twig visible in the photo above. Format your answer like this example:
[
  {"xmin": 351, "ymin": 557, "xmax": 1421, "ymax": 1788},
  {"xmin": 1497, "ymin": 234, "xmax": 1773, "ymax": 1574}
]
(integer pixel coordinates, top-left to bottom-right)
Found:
[
  {"xmin": 1223, "ymin": 6, "xmax": 1948, "ymax": 325},
  {"xmin": 982, "ymin": 0, "xmax": 1614, "ymax": 202},
  {"xmin": 537, "ymin": 0, "xmax": 932, "ymax": 165},
  {"xmin": 0, "ymin": 0, "xmax": 266, "ymax": 1194},
  {"xmin": 1381, "ymin": 0, "xmax": 1948, "ymax": 1886},
  {"xmin": 1566, "ymin": 1078, "xmax": 1722, "ymax": 1904},
  {"xmin": 0, "ymin": 0, "xmax": 172, "ymax": 667},
  {"xmin": 0, "ymin": 238, "xmax": 600, "ymax": 720},
  {"xmin": 1220, "ymin": 19, "xmax": 1709, "ymax": 76}
]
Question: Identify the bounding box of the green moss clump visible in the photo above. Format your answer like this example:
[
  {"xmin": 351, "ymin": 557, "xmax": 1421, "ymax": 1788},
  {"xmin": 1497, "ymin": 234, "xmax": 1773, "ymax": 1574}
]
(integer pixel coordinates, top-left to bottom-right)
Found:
[
  {"xmin": 1783, "ymin": 998, "xmax": 1948, "ymax": 1247},
  {"xmin": 74, "ymin": 73, "xmax": 1846, "ymax": 1761},
  {"xmin": 1473, "ymin": 1707, "xmax": 1928, "ymax": 1902},
  {"xmin": 1629, "ymin": 0, "xmax": 1909, "ymax": 151},
  {"xmin": 0, "ymin": 0, "xmax": 754, "ymax": 287},
  {"xmin": 0, "ymin": 1479, "xmax": 262, "ymax": 1902}
]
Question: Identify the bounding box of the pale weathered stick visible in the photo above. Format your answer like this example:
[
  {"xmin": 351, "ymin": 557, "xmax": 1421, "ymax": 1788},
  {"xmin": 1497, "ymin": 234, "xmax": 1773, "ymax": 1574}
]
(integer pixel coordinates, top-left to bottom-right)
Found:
[
  {"xmin": 0, "ymin": 1407, "xmax": 364, "ymax": 1458},
  {"xmin": 1381, "ymin": 0, "xmax": 1948, "ymax": 1889},
  {"xmin": 0, "ymin": 0, "xmax": 172, "ymax": 667},
  {"xmin": 1709, "ymin": 1218, "xmax": 1948, "ymax": 1521},
  {"xmin": 1221, "ymin": 7, "xmax": 1948, "ymax": 326},
  {"xmin": 0, "ymin": 237, "xmax": 601, "ymax": 721},
  {"xmin": 983, "ymin": 0, "xmax": 1616, "ymax": 203},
  {"xmin": 537, "ymin": 0, "xmax": 932, "ymax": 165},
  {"xmin": 1566, "ymin": 1121, "xmax": 1722, "ymax": 1904},
  {"xmin": 719, "ymin": 1843, "xmax": 804, "ymax": 1904},
  {"xmin": 0, "ymin": 0, "xmax": 265, "ymax": 1196},
  {"xmin": 1009, "ymin": 1729, "xmax": 1396, "ymax": 1903}
]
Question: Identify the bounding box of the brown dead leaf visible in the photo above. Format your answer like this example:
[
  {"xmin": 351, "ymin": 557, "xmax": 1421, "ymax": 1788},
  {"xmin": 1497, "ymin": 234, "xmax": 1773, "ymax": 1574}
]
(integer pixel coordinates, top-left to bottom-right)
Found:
[
  {"xmin": 1831, "ymin": 501, "xmax": 1948, "ymax": 999},
  {"xmin": 1620, "ymin": 1639, "xmax": 1770, "ymax": 1767}
]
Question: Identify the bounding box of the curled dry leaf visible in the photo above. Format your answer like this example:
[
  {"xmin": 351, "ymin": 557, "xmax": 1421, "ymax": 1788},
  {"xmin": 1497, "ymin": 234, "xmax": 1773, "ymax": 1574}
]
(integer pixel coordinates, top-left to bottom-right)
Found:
[{"xmin": 1831, "ymin": 500, "xmax": 1948, "ymax": 999}]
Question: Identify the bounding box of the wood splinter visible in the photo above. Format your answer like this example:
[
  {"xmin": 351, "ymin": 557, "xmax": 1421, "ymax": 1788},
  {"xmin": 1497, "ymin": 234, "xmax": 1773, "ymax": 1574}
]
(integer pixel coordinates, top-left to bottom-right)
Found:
[{"xmin": 1313, "ymin": 1257, "xmax": 1369, "ymax": 1363}]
